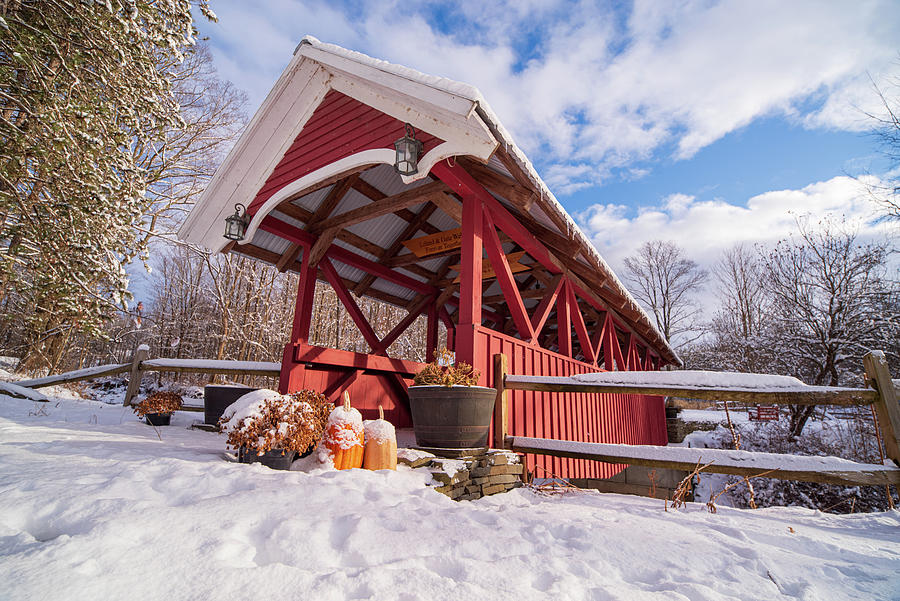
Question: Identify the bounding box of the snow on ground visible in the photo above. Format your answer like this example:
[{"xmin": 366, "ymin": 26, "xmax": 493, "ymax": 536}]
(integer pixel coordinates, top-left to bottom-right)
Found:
[{"xmin": 1, "ymin": 392, "xmax": 898, "ymax": 601}]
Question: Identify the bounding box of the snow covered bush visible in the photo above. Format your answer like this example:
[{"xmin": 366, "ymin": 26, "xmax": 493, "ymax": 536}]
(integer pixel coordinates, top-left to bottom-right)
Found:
[
  {"xmin": 219, "ymin": 389, "xmax": 331, "ymax": 456},
  {"xmin": 712, "ymin": 415, "xmax": 898, "ymax": 513},
  {"xmin": 132, "ymin": 391, "xmax": 183, "ymax": 417}
]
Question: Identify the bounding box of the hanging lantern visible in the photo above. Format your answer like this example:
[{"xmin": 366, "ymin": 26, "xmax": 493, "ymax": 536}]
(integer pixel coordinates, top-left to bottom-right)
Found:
[
  {"xmin": 394, "ymin": 123, "xmax": 424, "ymax": 176},
  {"xmin": 224, "ymin": 203, "xmax": 249, "ymax": 241}
]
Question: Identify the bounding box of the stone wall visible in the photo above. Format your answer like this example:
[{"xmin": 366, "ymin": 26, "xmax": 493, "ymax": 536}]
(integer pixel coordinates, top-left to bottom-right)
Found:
[
  {"xmin": 570, "ymin": 465, "xmax": 692, "ymax": 501},
  {"xmin": 398, "ymin": 448, "xmax": 525, "ymax": 501}
]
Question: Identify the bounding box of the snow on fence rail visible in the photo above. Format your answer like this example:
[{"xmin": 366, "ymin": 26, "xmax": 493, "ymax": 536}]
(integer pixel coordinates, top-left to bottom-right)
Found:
[
  {"xmin": 503, "ymin": 373, "xmax": 879, "ymax": 406},
  {"xmin": 507, "ymin": 437, "xmax": 900, "ymax": 487},
  {"xmin": 14, "ymin": 350, "xmax": 281, "ymax": 406},
  {"xmin": 139, "ymin": 358, "xmax": 281, "ymax": 376},
  {"xmin": 493, "ymin": 350, "xmax": 900, "ymax": 488},
  {"xmin": 17, "ymin": 363, "xmax": 132, "ymax": 389}
]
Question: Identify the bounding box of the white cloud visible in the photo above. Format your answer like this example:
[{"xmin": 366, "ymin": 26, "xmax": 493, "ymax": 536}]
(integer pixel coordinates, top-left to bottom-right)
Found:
[
  {"xmin": 198, "ymin": 0, "xmax": 900, "ymax": 191},
  {"xmin": 576, "ymin": 175, "xmax": 894, "ymax": 275}
]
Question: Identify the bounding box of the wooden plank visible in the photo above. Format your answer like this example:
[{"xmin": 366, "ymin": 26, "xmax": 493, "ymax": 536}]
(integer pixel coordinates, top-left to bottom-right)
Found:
[
  {"xmin": 140, "ymin": 359, "xmax": 281, "ymax": 377},
  {"xmin": 429, "ymin": 192, "xmax": 463, "ymax": 225},
  {"xmin": 306, "ymin": 226, "xmax": 340, "ymax": 267},
  {"xmin": 271, "ymin": 201, "xmax": 386, "ymax": 259},
  {"xmin": 327, "ymin": 243, "xmax": 436, "ymax": 295},
  {"xmin": 432, "ymin": 161, "xmax": 563, "ymax": 276},
  {"xmin": 449, "ymin": 250, "xmax": 530, "ymax": 282},
  {"xmin": 294, "ymin": 344, "xmax": 423, "ymax": 375},
  {"xmin": 457, "ymin": 186, "xmax": 483, "ymax": 366},
  {"xmin": 123, "ymin": 346, "xmax": 149, "ymax": 406},
  {"xmin": 507, "ymin": 436, "xmax": 900, "ymax": 487},
  {"xmin": 504, "ymin": 375, "xmax": 878, "ymax": 406},
  {"xmin": 372, "ymin": 295, "xmax": 434, "ymax": 354},
  {"xmin": 483, "ymin": 210, "xmax": 533, "ymax": 340},
  {"xmin": 260, "ymin": 216, "xmax": 437, "ymax": 295},
  {"xmin": 605, "ymin": 316, "xmax": 627, "ymax": 371},
  {"xmin": 276, "ymin": 175, "xmax": 358, "ymax": 272},
  {"xmin": 139, "ymin": 365, "xmax": 281, "ymax": 377},
  {"xmin": 18, "ymin": 363, "xmax": 131, "ymax": 389},
  {"xmin": 568, "ymin": 282, "xmax": 596, "ymax": 364},
  {"xmin": 275, "ymin": 243, "xmax": 304, "ymax": 272},
  {"xmin": 863, "ymin": 351, "xmax": 900, "ymax": 466},
  {"xmin": 529, "ymin": 275, "xmax": 564, "ymax": 339},
  {"xmin": 290, "ymin": 246, "xmax": 317, "ymax": 344},
  {"xmin": 494, "ymin": 353, "xmax": 509, "ymax": 449},
  {"xmin": 386, "ymin": 246, "xmax": 459, "ymax": 267},
  {"xmin": 309, "ymin": 180, "xmax": 449, "ymax": 233},
  {"xmin": 319, "ymin": 257, "xmax": 382, "ymax": 350},
  {"xmin": 458, "ymin": 157, "xmax": 535, "ymax": 210},
  {"xmin": 556, "ymin": 280, "xmax": 572, "ymax": 357}
]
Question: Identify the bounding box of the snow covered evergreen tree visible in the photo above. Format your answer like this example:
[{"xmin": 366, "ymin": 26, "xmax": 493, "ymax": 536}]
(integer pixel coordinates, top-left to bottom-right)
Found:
[{"xmin": 0, "ymin": 0, "xmax": 220, "ymax": 371}]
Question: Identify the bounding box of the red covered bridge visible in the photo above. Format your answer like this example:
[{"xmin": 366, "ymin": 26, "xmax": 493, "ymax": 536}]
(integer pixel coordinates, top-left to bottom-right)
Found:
[{"xmin": 179, "ymin": 37, "xmax": 682, "ymax": 479}]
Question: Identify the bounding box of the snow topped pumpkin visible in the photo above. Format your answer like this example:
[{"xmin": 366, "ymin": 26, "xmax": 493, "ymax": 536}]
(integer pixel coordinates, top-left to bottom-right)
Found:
[
  {"xmin": 324, "ymin": 392, "xmax": 364, "ymax": 470},
  {"xmin": 363, "ymin": 405, "xmax": 397, "ymax": 470}
]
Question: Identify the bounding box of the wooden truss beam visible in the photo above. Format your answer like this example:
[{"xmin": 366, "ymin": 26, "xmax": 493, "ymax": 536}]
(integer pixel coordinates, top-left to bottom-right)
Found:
[
  {"xmin": 568, "ymin": 281, "xmax": 595, "ymax": 364},
  {"xmin": 529, "ymin": 275, "xmax": 563, "ymax": 339},
  {"xmin": 259, "ymin": 216, "xmax": 437, "ymax": 296},
  {"xmin": 482, "ymin": 209, "xmax": 533, "ymax": 341},
  {"xmin": 431, "ymin": 160, "xmax": 562, "ymax": 277},
  {"xmin": 310, "ymin": 180, "xmax": 449, "ymax": 234},
  {"xmin": 354, "ymin": 203, "xmax": 438, "ymax": 296},
  {"xmin": 349, "ymin": 178, "xmax": 442, "ymax": 234}
]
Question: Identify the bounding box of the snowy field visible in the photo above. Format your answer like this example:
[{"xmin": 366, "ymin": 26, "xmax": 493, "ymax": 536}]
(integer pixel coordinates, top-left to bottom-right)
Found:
[{"xmin": 1, "ymin": 391, "xmax": 899, "ymax": 601}]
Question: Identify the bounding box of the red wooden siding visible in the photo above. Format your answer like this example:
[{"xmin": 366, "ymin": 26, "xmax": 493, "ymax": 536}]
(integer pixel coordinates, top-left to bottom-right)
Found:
[
  {"xmin": 282, "ymin": 342, "xmax": 423, "ymax": 427},
  {"xmin": 476, "ymin": 326, "xmax": 667, "ymax": 480},
  {"xmin": 249, "ymin": 90, "xmax": 443, "ymax": 214}
]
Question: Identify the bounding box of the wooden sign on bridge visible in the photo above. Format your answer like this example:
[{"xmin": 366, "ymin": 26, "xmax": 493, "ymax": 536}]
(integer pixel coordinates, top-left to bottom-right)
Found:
[{"xmin": 402, "ymin": 228, "xmax": 461, "ymax": 257}]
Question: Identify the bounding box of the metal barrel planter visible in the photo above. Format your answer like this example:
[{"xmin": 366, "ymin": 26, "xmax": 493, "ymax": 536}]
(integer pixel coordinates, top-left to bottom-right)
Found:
[
  {"xmin": 408, "ymin": 385, "xmax": 496, "ymax": 448},
  {"xmin": 145, "ymin": 413, "xmax": 172, "ymax": 426},
  {"xmin": 238, "ymin": 448, "xmax": 297, "ymax": 470},
  {"xmin": 204, "ymin": 385, "xmax": 258, "ymax": 426}
]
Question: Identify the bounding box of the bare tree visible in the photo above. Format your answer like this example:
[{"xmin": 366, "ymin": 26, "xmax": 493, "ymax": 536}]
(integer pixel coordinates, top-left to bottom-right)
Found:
[
  {"xmin": 623, "ymin": 240, "xmax": 708, "ymax": 345},
  {"xmin": 761, "ymin": 218, "xmax": 896, "ymax": 437},
  {"xmin": 713, "ymin": 244, "xmax": 768, "ymax": 339},
  {"xmin": 698, "ymin": 244, "xmax": 779, "ymax": 373}
]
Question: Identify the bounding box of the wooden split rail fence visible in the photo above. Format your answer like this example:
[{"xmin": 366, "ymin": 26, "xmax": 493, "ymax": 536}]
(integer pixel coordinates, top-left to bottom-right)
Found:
[
  {"xmin": 16, "ymin": 346, "xmax": 280, "ymax": 409},
  {"xmin": 492, "ymin": 351, "xmax": 900, "ymax": 488},
  {"xmin": 11, "ymin": 347, "xmax": 900, "ymax": 488}
]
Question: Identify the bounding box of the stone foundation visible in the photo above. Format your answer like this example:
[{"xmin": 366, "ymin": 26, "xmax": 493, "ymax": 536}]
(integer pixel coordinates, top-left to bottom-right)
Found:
[
  {"xmin": 398, "ymin": 448, "xmax": 526, "ymax": 501},
  {"xmin": 571, "ymin": 465, "xmax": 692, "ymax": 501},
  {"xmin": 667, "ymin": 417, "xmax": 718, "ymax": 443}
]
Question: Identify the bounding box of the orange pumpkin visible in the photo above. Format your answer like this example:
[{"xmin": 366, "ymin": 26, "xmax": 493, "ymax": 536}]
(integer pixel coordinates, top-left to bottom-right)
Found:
[
  {"xmin": 363, "ymin": 405, "xmax": 397, "ymax": 470},
  {"xmin": 324, "ymin": 392, "xmax": 364, "ymax": 470}
]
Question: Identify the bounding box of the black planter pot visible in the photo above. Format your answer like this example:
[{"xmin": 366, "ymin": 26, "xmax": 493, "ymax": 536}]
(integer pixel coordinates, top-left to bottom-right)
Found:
[
  {"xmin": 145, "ymin": 412, "xmax": 171, "ymax": 426},
  {"xmin": 204, "ymin": 385, "xmax": 258, "ymax": 426},
  {"xmin": 238, "ymin": 447, "xmax": 297, "ymax": 470},
  {"xmin": 408, "ymin": 385, "xmax": 496, "ymax": 448}
]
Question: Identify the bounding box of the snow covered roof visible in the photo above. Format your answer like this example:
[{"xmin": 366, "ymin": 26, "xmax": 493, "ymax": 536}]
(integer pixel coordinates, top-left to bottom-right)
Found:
[{"xmin": 178, "ymin": 36, "xmax": 679, "ymax": 366}]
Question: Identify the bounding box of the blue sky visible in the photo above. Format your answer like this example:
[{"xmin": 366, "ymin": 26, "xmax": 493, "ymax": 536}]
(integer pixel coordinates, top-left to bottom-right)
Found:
[{"xmin": 194, "ymin": 0, "xmax": 899, "ymax": 270}]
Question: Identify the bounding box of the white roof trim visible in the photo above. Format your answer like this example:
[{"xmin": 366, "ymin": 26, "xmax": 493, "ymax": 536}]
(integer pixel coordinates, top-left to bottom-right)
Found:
[{"xmin": 238, "ymin": 140, "xmax": 475, "ymax": 251}]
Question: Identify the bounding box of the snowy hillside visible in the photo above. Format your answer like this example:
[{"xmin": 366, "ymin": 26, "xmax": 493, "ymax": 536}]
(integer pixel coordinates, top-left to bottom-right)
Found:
[{"xmin": 0, "ymin": 391, "xmax": 898, "ymax": 601}]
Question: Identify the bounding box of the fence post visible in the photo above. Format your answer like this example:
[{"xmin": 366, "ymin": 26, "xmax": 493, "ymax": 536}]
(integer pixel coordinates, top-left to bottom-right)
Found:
[
  {"xmin": 123, "ymin": 345, "xmax": 150, "ymax": 407},
  {"xmin": 863, "ymin": 351, "xmax": 900, "ymax": 467},
  {"xmin": 493, "ymin": 353, "xmax": 508, "ymax": 449}
]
